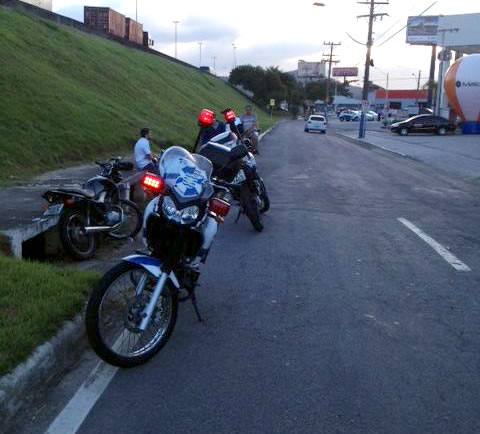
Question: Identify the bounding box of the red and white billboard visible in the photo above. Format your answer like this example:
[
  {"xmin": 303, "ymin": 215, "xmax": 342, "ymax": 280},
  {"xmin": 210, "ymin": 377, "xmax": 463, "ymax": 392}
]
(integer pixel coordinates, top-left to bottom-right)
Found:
[{"xmin": 332, "ymin": 67, "xmax": 358, "ymax": 77}]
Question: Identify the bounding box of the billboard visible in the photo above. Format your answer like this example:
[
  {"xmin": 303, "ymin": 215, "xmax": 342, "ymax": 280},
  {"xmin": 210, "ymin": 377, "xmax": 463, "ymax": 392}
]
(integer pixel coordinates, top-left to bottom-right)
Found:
[
  {"xmin": 406, "ymin": 16, "xmax": 439, "ymax": 45},
  {"xmin": 298, "ymin": 60, "xmax": 326, "ymax": 78},
  {"xmin": 332, "ymin": 67, "xmax": 358, "ymax": 77}
]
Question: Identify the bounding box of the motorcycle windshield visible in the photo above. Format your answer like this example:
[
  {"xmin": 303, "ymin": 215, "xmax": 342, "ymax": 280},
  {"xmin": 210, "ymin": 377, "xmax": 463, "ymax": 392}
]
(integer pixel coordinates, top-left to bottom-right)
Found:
[{"xmin": 159, "ymin": 146, "xmax": 213, "ymax": 203}]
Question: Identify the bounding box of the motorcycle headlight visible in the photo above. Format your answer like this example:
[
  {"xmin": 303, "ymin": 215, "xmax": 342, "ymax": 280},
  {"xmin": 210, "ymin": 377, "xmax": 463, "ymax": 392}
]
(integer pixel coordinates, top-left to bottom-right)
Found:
[
  {"xmin": 180, "ymin": 206, "xmax": 200, "ymax": 224},
  {"xmin": 161, "ymin": 196, "xmax": 199, "ymax": 224},
  {"xmin": 162, "ymin": 196, "xmax": 177, "ymax": 218}
]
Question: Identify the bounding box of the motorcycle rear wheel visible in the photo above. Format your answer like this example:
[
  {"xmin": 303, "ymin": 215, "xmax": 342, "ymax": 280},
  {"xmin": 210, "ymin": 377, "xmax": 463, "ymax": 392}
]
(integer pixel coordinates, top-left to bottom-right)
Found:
[
  {"xmin": 108, "ymin": 199, "xmax": 142, "ymax": 240},
  {"xmin": 85, "ymin": 261, "xmax": 178, "ymax": 368},
  {"xmin": 241, "ymin": 185, "xmax": 263, "ymax": 232},
  {"xmin": 256, "ymin": 178, "xmax": 270, "ymax": 213},
  {"xmin": 60, "ymin": 208, "xmax": 96, "ymax": 260}
]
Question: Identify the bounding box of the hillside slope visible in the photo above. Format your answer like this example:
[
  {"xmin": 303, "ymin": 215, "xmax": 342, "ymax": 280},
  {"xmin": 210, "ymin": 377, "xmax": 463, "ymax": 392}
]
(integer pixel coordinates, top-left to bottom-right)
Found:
[{"xmin": 0, "ymin": 6, "xmax": 274, "ymax": 181}]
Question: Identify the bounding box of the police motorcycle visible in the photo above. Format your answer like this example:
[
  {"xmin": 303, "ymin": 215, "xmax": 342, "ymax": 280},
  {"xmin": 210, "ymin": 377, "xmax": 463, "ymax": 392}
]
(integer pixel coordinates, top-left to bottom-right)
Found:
[
  {"xmin": 85, "ymin": 146, "xmax": 231, "ymax": 367},
  {"xmin": 194, "ymin": 108, "xmax": 269, "ymax": 232},
  {"xmin": 42, "ymin": 157, "xmax": 142, "ymax": 260}
]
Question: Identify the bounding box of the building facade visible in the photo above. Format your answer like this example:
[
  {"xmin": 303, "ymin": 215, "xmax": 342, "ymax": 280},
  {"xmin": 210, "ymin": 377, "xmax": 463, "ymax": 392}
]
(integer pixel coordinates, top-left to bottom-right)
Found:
[
  {"xmin": 369, "ymin": 89, "xmax": 428, "ymax": 112},
  {"xmin": 21, "ymin": 0, "xmax": 52, "ymax": 10}
]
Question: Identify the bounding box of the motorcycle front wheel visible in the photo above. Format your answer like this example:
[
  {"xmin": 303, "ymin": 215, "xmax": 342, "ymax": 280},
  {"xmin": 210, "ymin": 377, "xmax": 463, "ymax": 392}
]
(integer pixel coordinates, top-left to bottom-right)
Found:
[
  {"xmin": 108, "ymin": 199, "xmax": 142, "ymax": 240},
  {"xmin": 86, "ymin": 261, "xmax": 178, "ymax": 368},
  {"xmin": 59, "ymin": 208, "xmax": 96, "ymax": 260}
]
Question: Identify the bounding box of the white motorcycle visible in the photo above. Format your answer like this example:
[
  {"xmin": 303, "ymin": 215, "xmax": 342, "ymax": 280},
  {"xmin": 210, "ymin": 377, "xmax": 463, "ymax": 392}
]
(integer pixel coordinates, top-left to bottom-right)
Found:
[{"xmin": 85, "ymin": 146, "xmax": 230, "ymax": 367}]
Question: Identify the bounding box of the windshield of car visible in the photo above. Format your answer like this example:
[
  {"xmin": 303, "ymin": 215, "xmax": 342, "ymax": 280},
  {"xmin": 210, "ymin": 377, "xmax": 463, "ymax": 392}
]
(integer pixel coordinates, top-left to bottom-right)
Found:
[{"xmin": 310, "ymin": 116, "xmax": 325, "ymax": 121}]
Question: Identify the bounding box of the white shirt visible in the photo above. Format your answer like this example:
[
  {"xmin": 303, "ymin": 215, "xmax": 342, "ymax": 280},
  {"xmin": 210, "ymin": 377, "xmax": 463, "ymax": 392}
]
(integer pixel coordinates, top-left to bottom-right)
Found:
[{"xmin": 134, "ymin": 137, "xmax": 152, "ymax": 169}]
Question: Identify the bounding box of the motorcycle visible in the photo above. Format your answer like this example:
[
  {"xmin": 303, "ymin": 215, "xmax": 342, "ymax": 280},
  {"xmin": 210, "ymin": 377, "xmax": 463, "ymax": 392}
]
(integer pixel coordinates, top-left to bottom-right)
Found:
[
  {"xmin": 194, "ymin": 108, "xmax": 269, "ymax": 232},
  {"xmin": 42, "ymin": 157, "xmax": 142, "ymax": 260},
  {"xmin": 85, "ymin": 146, "xmax": 230, "ymax": 367}
]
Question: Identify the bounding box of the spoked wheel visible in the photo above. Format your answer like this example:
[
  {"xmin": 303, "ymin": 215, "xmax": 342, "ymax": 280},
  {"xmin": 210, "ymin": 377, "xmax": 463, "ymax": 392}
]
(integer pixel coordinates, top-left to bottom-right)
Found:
[
  {"xmin": 255, "ymin": 178, "xmax": 270, "ymax": 213},
  {"xmin": 108, "ymin": 200, "xmax": 142, "ymax": 240},
  {"xmin": 241, "ymin": 184, "xmax": 263, "ymax": 232},
  {"xmin": 60, "ymin": 208, "xmax": 96, "ymax": 260},
  {"xmin": 86, "ymin": 262, "xmax": 178, "ymax": 368}
]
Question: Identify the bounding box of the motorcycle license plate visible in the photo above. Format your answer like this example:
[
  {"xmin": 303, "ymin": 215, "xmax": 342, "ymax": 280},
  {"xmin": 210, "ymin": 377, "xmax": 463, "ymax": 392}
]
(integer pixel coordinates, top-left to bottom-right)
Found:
[{"xmin": 43, "ymin": 203, "xmax": 64, "ymax": 216}]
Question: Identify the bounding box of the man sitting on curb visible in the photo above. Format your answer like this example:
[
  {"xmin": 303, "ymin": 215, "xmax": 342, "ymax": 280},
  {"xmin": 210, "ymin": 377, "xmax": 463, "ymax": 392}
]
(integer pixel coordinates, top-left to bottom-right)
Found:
[{"xmin": 134, "ymin": 127, "xmax": 159, "ymax": 174}]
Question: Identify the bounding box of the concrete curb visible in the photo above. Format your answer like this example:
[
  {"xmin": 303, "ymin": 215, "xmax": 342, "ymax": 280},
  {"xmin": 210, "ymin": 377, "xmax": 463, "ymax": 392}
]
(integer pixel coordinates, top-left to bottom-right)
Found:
[
  {"xmin": 333, "ymin": 131, "xmax": 413, "ymax": 159},
  {"xmin": 0, "ymin": 312, "xmax": 87, "ymax": 432},
  {"xmin": 259, "ymin": 121, "xmax": 282, "ymax": 142}
]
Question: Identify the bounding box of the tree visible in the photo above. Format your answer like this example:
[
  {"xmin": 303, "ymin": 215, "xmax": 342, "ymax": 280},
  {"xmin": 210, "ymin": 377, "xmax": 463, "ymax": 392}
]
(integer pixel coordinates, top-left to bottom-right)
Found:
[{"xmin": 229, "ymin": 65, "xmax": 303, "ymax": 108}]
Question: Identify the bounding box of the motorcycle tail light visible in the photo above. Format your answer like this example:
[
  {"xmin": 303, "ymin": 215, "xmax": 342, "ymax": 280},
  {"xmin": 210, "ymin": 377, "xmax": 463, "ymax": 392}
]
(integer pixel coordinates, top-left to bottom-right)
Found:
[
  {"xmin": 198, "ymin": 109, "xmax": 215, "ymax": 127},
  {"xmin": 209, "ymin": 198, "xmax": 230, "ymax": 217},
  {"xmin": 223, "ymin": 109, "xmax": 236, "ymax": 123},
  {"xmin": 142, "ymin": 173, "xmax": 164, "ymax": 192}
]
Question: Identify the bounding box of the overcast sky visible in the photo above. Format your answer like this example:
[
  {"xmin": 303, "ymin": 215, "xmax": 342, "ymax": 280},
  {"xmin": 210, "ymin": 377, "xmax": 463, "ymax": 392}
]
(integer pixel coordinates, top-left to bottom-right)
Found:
[{"xmin": 53, "ymin": 0, "xmax": 478, "ymax": 89}]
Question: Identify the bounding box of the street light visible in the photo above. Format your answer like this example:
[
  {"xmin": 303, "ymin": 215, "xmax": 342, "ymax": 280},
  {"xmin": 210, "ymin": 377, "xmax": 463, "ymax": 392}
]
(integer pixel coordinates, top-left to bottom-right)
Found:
[
  {"xmin": 232, "ymin": 43, "xmax": 237, "ymax": 69},
  {"xmin": 198, "ymin": 42, "xmax": 203, "ymax": 67},
  {"xmin": 412, "ymin": 70, "xmax": 421, "ymax": 107},
  {"xmin": 374, "ymin": 66, "xmax": 389, "ymax": 112},
  {"xmin": 173, "ymin": 21, "xmax": 179, "ymax": 59}
]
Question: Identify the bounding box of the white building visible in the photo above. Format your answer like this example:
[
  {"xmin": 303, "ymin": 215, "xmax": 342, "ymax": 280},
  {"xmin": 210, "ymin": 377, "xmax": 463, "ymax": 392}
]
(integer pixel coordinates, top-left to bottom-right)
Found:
[{"xmin": 21, "ymin": 0, "xmax": 52, "ymax": 11}]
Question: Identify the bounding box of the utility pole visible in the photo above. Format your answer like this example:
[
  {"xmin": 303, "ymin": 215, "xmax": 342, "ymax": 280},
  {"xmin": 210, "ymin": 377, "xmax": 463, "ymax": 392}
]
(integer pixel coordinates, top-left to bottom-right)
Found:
[
  {"xmin": 212, "ymin": 56, "xmax": 216, "ymax": 72},
  {"xmin": 173, "ymin": 21, "xmax": 179, "ymax": 59},
  {"xmin": 322, "ymin": 41, "xmax": 341, "ymax": 108},
  {"xmin": 427, "ymin": 45, "xmax": 437, "ymax": 108},
  {"xmin": 357, "ymin": 0, "xmax": 389, "ymax": 138},
  {"xmin": 435, "ymin": 28, "xmax": 459, "ymax": 116}
]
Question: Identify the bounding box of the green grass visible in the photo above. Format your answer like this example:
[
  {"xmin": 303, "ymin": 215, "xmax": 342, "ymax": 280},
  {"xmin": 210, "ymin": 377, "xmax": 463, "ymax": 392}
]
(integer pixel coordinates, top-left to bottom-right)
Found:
[
  {"xmin": 0, "ymin": 255, "xmax": 99, "ymax": 375},
  {"xmin": 0, "ymin": 7, "xmax": 276, "ymax": 182}
]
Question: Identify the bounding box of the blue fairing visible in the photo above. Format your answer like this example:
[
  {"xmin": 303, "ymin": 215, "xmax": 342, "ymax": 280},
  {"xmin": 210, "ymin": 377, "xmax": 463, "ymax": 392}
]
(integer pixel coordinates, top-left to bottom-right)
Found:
[
  {"xmin": 122, "ymin": 254, "xmax": 181, "ymax": 289},
  {"xmin": 124, "ymin": 255, "xmax": 161, "ymax": 267}
]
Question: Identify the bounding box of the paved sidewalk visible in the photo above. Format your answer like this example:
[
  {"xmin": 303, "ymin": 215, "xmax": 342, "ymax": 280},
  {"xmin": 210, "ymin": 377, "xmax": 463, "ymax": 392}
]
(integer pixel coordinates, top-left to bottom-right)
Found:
[{"xmin": 331, "ymin": 119, "xmax": 480, "ymax": 179}]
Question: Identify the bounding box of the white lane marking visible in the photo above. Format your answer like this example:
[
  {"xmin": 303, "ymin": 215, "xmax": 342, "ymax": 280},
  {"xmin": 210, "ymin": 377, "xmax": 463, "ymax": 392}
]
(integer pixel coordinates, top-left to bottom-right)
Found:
[
  {"xmin": 45, "ymin": 360, "xmax": 118, "ymax": 434},
  {"xmin": 44, "ymin": 331, "xmax": 137, "ymax": 434},
  {"xmin": 398, "ymin": 218, "xmax": 471, "ymax": 272}
]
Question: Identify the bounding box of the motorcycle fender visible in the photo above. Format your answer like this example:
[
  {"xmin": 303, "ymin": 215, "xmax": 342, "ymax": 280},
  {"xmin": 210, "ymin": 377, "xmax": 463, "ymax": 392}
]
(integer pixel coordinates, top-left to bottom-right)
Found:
[{"xmin": 122, "ymin": 254, "xmax": 180, "ymax": 290}]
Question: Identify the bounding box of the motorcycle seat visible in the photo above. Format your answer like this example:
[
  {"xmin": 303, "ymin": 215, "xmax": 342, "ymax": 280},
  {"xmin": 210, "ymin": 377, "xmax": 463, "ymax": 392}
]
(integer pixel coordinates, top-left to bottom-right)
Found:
[
  {"xmin": 198, "ymin": 142, "xmax": 248, "ymax": 169},
  {"xmin": 51, "ymin": 187, "xmax": 96, "ymax": 199}
]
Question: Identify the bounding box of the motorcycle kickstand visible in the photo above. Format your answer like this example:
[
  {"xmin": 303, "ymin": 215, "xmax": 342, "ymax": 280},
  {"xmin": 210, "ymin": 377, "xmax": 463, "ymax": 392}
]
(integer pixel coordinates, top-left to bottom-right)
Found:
[{"xmin": 190, "ymin": 291, "xmax": 203, "ymax": 322}]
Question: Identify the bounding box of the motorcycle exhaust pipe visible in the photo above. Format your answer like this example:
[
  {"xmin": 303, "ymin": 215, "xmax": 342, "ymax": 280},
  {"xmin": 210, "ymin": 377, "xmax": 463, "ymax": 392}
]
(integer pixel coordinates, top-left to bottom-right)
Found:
[{"xmin": 84, "ymin": 224, "xmax": 121, "ymax": 234}]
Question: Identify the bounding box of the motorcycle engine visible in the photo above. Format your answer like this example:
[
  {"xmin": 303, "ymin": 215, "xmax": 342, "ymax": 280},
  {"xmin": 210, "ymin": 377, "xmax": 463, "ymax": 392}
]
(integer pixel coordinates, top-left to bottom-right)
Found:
[{"xmin": 105, "ymin": 209, "xmax": 121, "ymax": 225}]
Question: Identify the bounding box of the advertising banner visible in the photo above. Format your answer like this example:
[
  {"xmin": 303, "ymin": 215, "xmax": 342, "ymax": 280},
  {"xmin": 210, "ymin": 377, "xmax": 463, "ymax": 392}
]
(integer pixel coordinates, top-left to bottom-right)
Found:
[{"xmin": 406, "ymin": 16, "xmax": 439, "ymax": 45}]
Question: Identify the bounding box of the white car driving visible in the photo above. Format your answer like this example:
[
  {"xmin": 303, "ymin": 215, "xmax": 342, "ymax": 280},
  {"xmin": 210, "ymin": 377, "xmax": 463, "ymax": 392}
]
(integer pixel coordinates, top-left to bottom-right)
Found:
[{"xmin": 304, "ymin": 115, "xmax": 327, "ymax": 134}]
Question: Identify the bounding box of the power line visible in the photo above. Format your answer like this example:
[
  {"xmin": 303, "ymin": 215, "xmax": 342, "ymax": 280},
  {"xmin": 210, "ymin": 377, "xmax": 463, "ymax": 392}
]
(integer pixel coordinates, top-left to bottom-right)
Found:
[{"xmin": 377, "ymin": 1, "xmax": 437, "ymax": 47}]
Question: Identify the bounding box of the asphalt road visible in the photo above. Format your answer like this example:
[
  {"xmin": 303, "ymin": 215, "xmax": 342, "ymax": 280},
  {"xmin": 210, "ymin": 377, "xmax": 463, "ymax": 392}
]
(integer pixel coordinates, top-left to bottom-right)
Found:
[{"xmin": 17, "ymin": 120, "xmax": 480, "ymax": 433}]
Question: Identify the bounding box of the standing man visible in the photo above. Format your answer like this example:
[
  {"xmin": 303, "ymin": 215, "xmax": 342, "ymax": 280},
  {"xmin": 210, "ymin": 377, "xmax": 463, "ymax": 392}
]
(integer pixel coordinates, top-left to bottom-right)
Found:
[
  {"xmin": 240, "ymin": 105, "xmax": 259, "ymax": 154},
  {"xmin": 134, "ymin": 127, "xmax": 158, "ymax": 173}
]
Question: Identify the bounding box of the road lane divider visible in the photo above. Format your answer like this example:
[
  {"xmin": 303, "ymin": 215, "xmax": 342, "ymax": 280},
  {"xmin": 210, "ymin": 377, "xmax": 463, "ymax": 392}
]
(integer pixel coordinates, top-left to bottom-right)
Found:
[{"xmin": 397, "ymin": 218, "xmax": 471, "ymax": 272}]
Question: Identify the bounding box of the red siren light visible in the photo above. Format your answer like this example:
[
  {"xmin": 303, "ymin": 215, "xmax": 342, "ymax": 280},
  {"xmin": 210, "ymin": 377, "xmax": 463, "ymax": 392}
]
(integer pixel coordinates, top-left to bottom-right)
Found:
[{"xmin": 198, "ymin": 109, "xmax": 215, "ymax": 127}]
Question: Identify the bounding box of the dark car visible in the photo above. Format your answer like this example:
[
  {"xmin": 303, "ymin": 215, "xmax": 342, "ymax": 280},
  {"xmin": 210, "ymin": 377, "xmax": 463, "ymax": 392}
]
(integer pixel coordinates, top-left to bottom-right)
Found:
[{"xmin": 390, "ymin": 115, "xmax": 456, "ymax": 136}]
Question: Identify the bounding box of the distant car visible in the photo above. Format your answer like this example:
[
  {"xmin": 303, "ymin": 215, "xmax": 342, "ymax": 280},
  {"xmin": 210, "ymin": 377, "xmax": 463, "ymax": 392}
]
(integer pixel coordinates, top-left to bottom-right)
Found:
[
  {"xmin": 367, "ymin": 110, "xmax": 378, "ymax": 120},
  {"xmin": 339, "ymin": 110, "xmax": 357, "ymax": 121},
  {"xmin": 390, "ymin": 114, "xmax": 456, "ymax": 136},
  {"xmin": 305, "ymin": 115, "xmax": 327, "ymax": 133}
]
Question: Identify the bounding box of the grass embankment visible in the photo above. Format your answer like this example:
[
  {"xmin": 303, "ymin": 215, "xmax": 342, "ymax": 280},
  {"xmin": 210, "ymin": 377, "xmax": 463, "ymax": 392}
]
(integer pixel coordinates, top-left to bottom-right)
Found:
[
  {"xmin": 0, "ymin": 254, "xmax": 99, "ymax": 375},
  {"xmin": 0, "ymin": 6, "xmax": 276, "ymax": 182}
]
